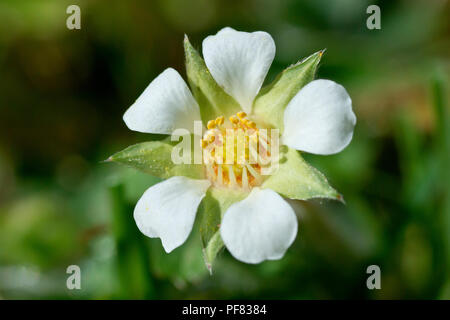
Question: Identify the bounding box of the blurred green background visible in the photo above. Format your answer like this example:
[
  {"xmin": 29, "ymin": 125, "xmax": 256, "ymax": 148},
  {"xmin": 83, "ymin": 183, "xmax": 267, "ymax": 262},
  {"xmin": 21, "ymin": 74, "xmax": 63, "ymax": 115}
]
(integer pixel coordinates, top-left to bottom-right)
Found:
[{"xmin": 0, "ymin": 0, "xmax": 449, "ymax": 299}]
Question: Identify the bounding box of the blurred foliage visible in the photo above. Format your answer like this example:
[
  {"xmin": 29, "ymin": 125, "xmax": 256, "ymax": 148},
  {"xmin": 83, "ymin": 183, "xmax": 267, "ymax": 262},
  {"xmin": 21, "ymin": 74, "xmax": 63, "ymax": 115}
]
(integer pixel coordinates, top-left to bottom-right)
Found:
[{"xmin": 0, "ymin": 0, "xmax": 449, "ymax": 299}]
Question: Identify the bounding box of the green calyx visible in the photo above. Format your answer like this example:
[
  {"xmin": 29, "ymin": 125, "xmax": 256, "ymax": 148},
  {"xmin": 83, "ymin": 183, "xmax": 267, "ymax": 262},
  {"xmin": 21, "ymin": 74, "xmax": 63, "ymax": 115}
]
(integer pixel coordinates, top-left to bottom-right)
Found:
[
  {"xmin": 107, "ymin": 139, "xmax": 204, "ymax": 180},
  {"xmin": 252, "ymin": 50, "xmax": 324, "ymax": 131},
  {"xmin": 184, "ymin": 35, "xmax": 241, "ymax": 123}
]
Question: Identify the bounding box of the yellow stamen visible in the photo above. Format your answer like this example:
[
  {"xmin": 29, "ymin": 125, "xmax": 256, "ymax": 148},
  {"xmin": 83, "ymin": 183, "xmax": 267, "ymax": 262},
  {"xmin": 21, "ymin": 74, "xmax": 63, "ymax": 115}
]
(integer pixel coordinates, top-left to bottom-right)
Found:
[
  {"xmin": 228, "ymin": 165, "xmax": 237, "ymax": 187},
  {"xmin": 217, "ymin": 165, "xmax": 223, "ymax": 185},
  {"xmin": 246, "ymin": 164, "xmax": 262, "ymax": 184},
  {"xmin": 242, "ymin": 166, "xmax": 249, "ymax": 189},
  {"xmin": 202, "ymin": 111, "xmax": 270, "ymax": 189},
  {"xmin": 237, "ymin": 111, "xmax": 247, "ymax": 118},
  {"xmin": 215, "ymin": 116, "xmax": 224, "ymax": 126},
  {"xmin": 206, "ymin": 164, "xmax": 215, "ymax": 180},
  {"xmin": 207, "ymin": 120, "xmax": 216, "ymax": 129},
  {"xmin": 247, "ymin": 121, "xmax": 256, "ymax": 129},
  {"xmin": 229, "ymin": 116, "xmax": 239, "ymax": 125}
]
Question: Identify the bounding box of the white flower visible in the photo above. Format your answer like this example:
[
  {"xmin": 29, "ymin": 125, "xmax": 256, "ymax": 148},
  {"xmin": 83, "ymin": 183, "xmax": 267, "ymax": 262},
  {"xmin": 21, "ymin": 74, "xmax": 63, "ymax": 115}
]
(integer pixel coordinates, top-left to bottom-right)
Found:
[{"xmin": 122, "ymin": 28, "xmax": 356, "ymax": 264}]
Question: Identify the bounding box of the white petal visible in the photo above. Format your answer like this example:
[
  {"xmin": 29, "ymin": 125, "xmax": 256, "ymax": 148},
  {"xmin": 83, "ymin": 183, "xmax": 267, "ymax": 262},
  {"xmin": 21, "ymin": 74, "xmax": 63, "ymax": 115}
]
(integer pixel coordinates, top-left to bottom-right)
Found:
[
  {"xmin": 220, "ymin": 188, "xmax": 298, "ymax": 264},
  {"xmin": 134, "ymin": 176, "xmax": 210, "ymax": 253},
  {"xmin": 202, "ymin": 28, "xmax": 275, "ymax": 113},
  {"xmin": 123, "ymin": 68, "xmax": 201, "ymax": 134},
  {"xmin": 282, "ymin": 79, "xmax": 356, "ymax": 155},
  {"xmin": 216, "ymin": 27, "xmax": 235, "ymax": 35}
]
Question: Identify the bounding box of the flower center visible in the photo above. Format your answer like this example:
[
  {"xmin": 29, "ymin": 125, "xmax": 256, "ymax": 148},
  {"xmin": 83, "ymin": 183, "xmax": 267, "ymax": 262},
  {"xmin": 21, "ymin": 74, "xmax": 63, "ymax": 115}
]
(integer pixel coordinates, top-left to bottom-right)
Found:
[{"xmin": 201, "ymin": 112, "xmax": 272, "ymax": 190}]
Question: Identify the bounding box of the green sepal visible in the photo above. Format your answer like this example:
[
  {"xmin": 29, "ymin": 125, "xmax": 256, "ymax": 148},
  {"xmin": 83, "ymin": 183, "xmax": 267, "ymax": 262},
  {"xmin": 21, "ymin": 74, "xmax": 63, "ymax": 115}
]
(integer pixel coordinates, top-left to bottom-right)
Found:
[
  {"xmin": 262, "ymin": 147, "xmax": 342, "ymax": 201},
  {"xmin": 107, "ymin": 139, "xmax": 204, "ymax": 180},
  {"xmin": 197, "ymin": 187, "xmax": 247, "ymax": 273},
  {"xmin": 202, "ymin": 232, "xmax": 223, "ymax": 275},
  {"xmin": 252, "ymin": 50, "xmax": 324, "ymax": 131},
  {"xmin": 184, "ymin": 35, "xmax": 241, "ymax": 122}
]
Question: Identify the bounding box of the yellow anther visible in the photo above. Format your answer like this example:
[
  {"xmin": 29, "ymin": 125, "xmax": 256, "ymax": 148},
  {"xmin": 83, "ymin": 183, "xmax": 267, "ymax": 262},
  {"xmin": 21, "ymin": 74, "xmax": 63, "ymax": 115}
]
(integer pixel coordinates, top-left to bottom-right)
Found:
[
  {"xmin": 207, "ymin": 120, "xmax": 216, "ymax": 129},
  {"xmin": 215, "ymin": 116, "xmax": 224, "ymax": 126},
  {"xmin": 229, "ymin": 116, "xmax": 239, "ymax": 125},
  {"xmin": 237, "ymin": 111, "xmax": 247, "ymax": 119},
  {"xmin": 202, "ymin": 112, "xmax": 266, "ymax": 189},
  {"xmin": 247, "ymin": 121, "xmax": 257, "ymax": 129}
]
